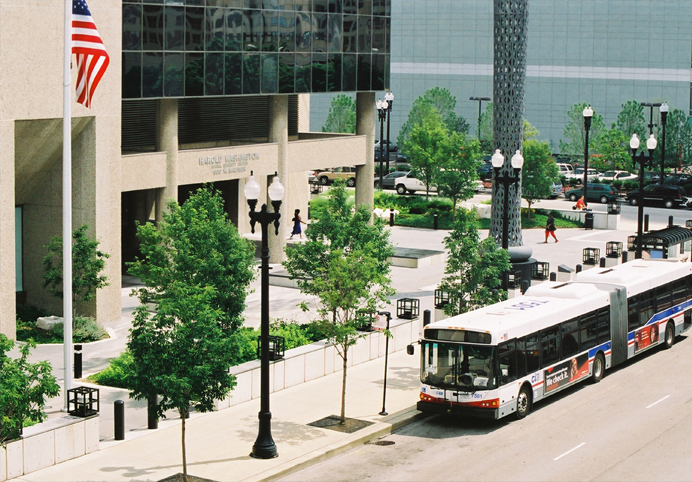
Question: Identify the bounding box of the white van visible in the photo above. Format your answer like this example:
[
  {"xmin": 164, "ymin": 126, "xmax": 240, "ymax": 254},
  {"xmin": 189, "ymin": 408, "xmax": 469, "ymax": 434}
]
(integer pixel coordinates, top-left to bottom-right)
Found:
[{"xmin": 557, "ymin": 163, "xmax": 574, "ymax": 175}]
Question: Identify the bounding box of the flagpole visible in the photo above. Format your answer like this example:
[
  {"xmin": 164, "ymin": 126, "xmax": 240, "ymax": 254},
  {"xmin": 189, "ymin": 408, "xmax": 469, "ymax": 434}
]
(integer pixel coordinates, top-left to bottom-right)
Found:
[{"xmin": 63, "ymin": 0, "xmax": 74, "ymax": 412}]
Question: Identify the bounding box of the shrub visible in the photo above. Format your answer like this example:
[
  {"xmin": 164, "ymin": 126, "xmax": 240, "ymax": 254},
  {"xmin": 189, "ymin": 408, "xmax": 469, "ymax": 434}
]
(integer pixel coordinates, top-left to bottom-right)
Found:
[
  {"xmin": 87, "ymin": 351, "xmax": 133, "ymax": 388},
  {"xmin": 52, "ymin": 317, "xmax": 108, "ymax": 343}
]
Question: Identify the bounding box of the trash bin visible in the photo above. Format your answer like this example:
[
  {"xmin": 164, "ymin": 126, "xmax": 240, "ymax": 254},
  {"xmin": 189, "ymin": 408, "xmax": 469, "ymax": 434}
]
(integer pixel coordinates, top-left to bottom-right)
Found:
[{"xmin": 584, "ymin": 212, "xmax": 594, "ymax": 230}]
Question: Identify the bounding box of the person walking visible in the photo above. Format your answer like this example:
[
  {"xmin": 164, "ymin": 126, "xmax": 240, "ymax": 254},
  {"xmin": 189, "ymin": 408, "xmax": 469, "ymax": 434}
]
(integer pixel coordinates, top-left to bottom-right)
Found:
[
  {"xmin": 289, "ymin": 209, "xmax": 306, "ymax": 239},
  {"xmin": 544, "ymin": 213, "xmax": 558, "ymax": 243}
]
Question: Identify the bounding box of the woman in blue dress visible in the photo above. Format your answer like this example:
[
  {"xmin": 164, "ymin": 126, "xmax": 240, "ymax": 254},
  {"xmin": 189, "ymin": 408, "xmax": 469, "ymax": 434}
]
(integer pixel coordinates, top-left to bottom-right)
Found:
[{"xmin": 289, "ymin": 209, "xmax": 306, "ymax": 239}]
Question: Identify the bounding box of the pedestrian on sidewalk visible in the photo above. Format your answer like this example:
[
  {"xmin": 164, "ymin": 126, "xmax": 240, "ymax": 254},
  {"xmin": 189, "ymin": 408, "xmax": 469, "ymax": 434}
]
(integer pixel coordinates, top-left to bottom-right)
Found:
[
  {"xmin": 289, "ymin": 208, "xmax": 306, "ymax": 239},
  {"xmin": 544, "ymin": 213, "xmax": 558, "ymax": 243}
]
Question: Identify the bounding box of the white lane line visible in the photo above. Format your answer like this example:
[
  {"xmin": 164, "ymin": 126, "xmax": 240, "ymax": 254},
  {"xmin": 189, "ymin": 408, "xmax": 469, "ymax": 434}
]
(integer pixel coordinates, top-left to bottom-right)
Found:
[
  {"xmin": 553, "ymin": 443, "xmax": 586, "ymax": 461},
  {"xmin": 646, "ymin": 395, "xmax": 670, "ymax": 409}
]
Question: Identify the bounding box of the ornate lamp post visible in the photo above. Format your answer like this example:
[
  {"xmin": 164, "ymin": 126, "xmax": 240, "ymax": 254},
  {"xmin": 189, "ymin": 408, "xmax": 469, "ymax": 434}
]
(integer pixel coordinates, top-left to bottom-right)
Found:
[
  {"xmin": 376, "ymin": 99, "xmax": 389, "ymax": 189},
  {"xmin": 659, "ymin": 102, "xmax": 669, "ymax": 183},
  {"xmin": 491, "ymin": 149, "xmax": 524, "ymax": 250},
  {"xmin": 629, "ymin": 134, "xmax": 657, "ymax": 259},
  {"xmin": 582, "ymin": 105, "xmax": 593, "ymax": 206},
  {"xmin": 470, "ymin": 96, "xmax": 491, "ymax": 140},
  {"xmin": 244, "ymin": 171, "xmax": 284, "ymax": 459},
  {"xmin": 384, "ymin": 91, "xmax": 394, "ymax": 171}
]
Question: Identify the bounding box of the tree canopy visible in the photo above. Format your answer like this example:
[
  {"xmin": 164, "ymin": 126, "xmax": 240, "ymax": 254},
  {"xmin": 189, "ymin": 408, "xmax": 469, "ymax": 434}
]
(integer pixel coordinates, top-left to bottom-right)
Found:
[
  {"xmin": 559, "ymin": 103, "xmax": 605, "ymax": 160},
  {"xmin": 521, "ymin": 140, "xmax": 559, "ymax": 216},
  {"xmin": 398, "ymin": 87, "xmax": 469, "ymax": 148},
  {"xmin": 403, "ymin": 106, "xmax": 448, "ymax": 198},
  {"xmin": 436, "ymin": 132, "xmax": 482, "ymax": 220},
  {"xmin": 322, "ymin": 94, "xmax": 356, "ymax": 134}
]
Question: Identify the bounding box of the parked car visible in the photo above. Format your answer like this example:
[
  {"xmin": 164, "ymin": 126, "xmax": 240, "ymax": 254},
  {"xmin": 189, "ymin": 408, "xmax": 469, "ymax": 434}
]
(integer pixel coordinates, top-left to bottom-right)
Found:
[
  {"xmin": 663, "ymin": 174, "xmax": 692, "ymax": 185},
  {"xmin": 394, "ymin": 173, "xmax": 437, "ymax": 195},
  {"xmin": 565, "ymin": 167, "xmax": 599, "ymax": 184},
  {"xmin": 547, "ymin": 182, "xmax": 563, "ymax": 199},
  {"xmin": 310, "ymin": 166, "xmax": 357, "ymax": 186},
  {"xmin": 625, "ymin": 184, "xmax": 688, "ymax": 209},
  {"xmin": 374, "ymin": 171, "xmax": 409, "ymax": 189},
  {"xmin": 597, "ymin": 170, "xmax": 637, "ymax": 182},
  {"xmin": 375, "ymin": 139, "xmax": 398, "ymax": 152},
  {"xmin": 477, "ymin": 161, "xmax": 493, "ymax": 180},
  {"xmin": 557, "ymin": 163, "xmax": 574, "ymax": 176},
  {"xmin": 564, "ymin": 183, "xmax": 618, "ymax": 204}
]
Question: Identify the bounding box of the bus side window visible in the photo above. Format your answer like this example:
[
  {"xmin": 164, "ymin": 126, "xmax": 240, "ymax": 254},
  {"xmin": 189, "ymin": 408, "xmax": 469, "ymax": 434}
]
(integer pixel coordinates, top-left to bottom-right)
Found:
[
  {"xmin": 673, "ymin": 279, "xmax": 687, "ymax": 305},
  {"xmin": 655, "ymin": 282, "xmax": 672, "ymax": 312},
  {"xmin": 639, "ymin": 291, "xmax": 654, "ymax": 325},
  {"xmin": 628, "ymin": 295, "xmax": 640, "ymax": 332},
  {"xmin": 580, "ymin": 312, "xmax": 598, "ymax": 350},
  {"xmin": 597, "ymin": 307, "xmax": 610, "ymax": 344},
  {"xmin": 561, "ymin": 318, "xmax": 579, "ymax": 359},
  {"xmin": 497, "ymin": 341, "xmax": 517, "ymax": 385},
  {"xmin": 516, "ymin": 338, "xmax": 527, "ymax": 378},
  {"xmin": 541, "ymin": 327, "xmax": 560, "ymax": 366},
  {"xmin": 525, "ymin": 334, "xmax": 540, "ymax": 372}
]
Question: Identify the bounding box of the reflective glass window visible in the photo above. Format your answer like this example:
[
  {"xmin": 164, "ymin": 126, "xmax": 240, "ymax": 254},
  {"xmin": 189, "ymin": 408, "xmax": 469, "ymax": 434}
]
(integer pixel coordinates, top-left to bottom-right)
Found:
[
  {"xmin": 262, "ymin": 10, "xmax": 279, "ymax": 51},
  {"xmin": 224, "ymin": 52, "xmax": 243, "ymax": 94},
  {"xmin": 371, "ymin": 53, "xmax": 384, "ymax": 90},
  {"xmin": 143, "ymin": 52, "xmax": 163, "ymax": 97},
  {"xmin": 164, "ymin": 52, "xmax": 184, "ymax": 96},
  {"xmin": 206, "ymin": 53, "xmax": 224, "ymax": 95},
  {"xmin": 342, "ymin": 15, "xmax": 357, "ymax": 52},
  {"xmin": 278, "ymin": 53, "xmax": 296, "ymax": 93},
  {"xmin": 313, "ymin": 0, "xmax": 328, "ymax": 12},
  {"xmin": 357, "ymin": 15, "xmax": 371, "ymax": 52},
  {"xmin": 294, "ymin": 0, "xmax": 310, "ymax": 11},
  {"xmin": 525, "ymin": 334, "xmax": 540, "ymax": 372},
  {"xmin": 278, "ymin": 12, "xmax": 296, "ymax": 52},
  {"xmin": 243, "ymin": 53, "xmax": 260, "ymax": 93},
  {"xmin": 206, "ymin": 7, "xmax": 225, "ymax": 51},
  {"xmin": 263, "ymin": 0, "xmax": 281, "ymax": 9},
  {"xmin": 357, "ymin": 53, "xmax": 370, "ymax": 90},
  {"xmin": 342, "ymin": 0, "xmax": 357, "ymax": 14},
  {"xmin": 328, "ymin": 0, "xmax": 342, "ymax": 13},
  {"xmin": 294, "ymin": 53, "xmax": 311, "ymax": 92},
  {"xmin": 185, "ymin": 52, "xmax": 204, "ymax": 96},
  {"xmin": 372, "ymin": 0, "xmax": 385, "ymax": 16},
  {"xmin": 342, "ymin": 53, "xmax": 356, "ymax": 91},
  {"xmin": 261, "ymin": 53, "xmax": 278, "ymax": 93},
  {"xmin": 384, "ymin": 0, "xmax": 390, "ymax": 16},
  {"xmin": 383, "ymin": 53, "xmax": 389, "ymax": 88},
  {"xmin": 186, "ymin": 0, "xmax": 204, "ymax": 5},
  {"xmin": 142, "ymin": 5, "xmax": 164, "ymax": 50},
  {"xmin": 358, "ymin": 0, "xmax": 371, "ymax": 15},
  {"xmin": 561, "ymin": 319, "xmax": 580, "ymax": 358},
  {"xmin": 122, "ymin": 52, "xmax": 142, "ymax": 99},
  {"xmin": 327, "ymin": 14, "xmax": 342, "ymax": 52},
  {"xmin": 295, "ymin": 13, "xmax": 312, "ymax": 52},
  {"xmin": 225, "ymin": 9, "xmax": 243, "ymax": 51},
  {"xmin": 123, "ymin": 5, "xmax": 142, "ymax": 51},
  {"xmin": 274, "ymin": 0, "xmax": 294, "ymax": 10},
  {"xmin": 313, "ymin": 14, "xmax": 327, "ymax": 52},
  {"xmin": 247, "ymin": 0, "xmax": 262, "ymax": 7},
  {"xmin": 186, "ymin": 7, "xmax": 204, "ymax": 51},
  {"xmin": 312, "ymin": 52, "xmax": 327, "ymax": 92},
  {"xmin": 243, "ymin": 10, "xmax": 262, "ymax": 51},
  {"xmin": 165, "ymin": 6, "xmax": 184, "ymax": 51},
  {"xmin": 371, "ymin": 16, "xmax": 384, "ymax": 52},
  {"xmin": 207, "ymin": 0, "xmax": 240, "ymax": 6},
  {"xmin": 327, "ymin": 53, "xmax": 341, "ymax": 91},
  {"xmin": 384, "ymin": 17, "xmax": 389, "ymax": 53}
]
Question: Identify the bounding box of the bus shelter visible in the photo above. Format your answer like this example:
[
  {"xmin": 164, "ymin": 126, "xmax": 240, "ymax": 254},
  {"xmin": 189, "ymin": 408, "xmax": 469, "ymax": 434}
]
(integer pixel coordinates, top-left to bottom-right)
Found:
[{"xmin": 627, "ymin": 226, "xmax": 692, "ymax": 259}]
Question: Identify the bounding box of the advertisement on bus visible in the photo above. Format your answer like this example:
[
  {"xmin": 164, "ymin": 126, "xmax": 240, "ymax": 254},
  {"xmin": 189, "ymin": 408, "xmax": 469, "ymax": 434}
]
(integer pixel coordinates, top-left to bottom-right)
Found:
[
  {"xmin": 544, "ymin": 353, "xmax": 589, "ymax": 393},
  {"xmin": 634, "ymin": 323, "xmax": 659, "ymax": 353}
]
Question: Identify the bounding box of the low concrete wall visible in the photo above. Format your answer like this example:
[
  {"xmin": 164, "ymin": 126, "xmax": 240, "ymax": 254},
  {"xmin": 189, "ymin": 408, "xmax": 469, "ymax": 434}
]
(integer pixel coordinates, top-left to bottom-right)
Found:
[
  {"xmin": 557, "ymin": 209, "xmax": 619, "ymax": 229},
  {"xmin": 215, "ymin": 316, "xmax": 422, "ymax": 410},
  {"xmin": 1, "ymin": 415, "xmax": 99, "ymax": 481}
]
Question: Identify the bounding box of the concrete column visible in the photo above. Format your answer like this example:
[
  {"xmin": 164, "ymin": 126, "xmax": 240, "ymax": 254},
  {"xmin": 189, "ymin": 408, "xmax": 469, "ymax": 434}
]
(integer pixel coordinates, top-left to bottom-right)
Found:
[
  {"xmin": 355, "ymin": 92, "xmax": 375, "ymax": 213},
  {"xmin": 0, "ymin": 120, "xmax": 16, "ymax": 339},
  {"xmin": 155, "ymin": 98, "xmax": 179, "ymax": 219},
  {"xmin": 268, "ymin": 95, "xmax": 288, "ymax": 263}
]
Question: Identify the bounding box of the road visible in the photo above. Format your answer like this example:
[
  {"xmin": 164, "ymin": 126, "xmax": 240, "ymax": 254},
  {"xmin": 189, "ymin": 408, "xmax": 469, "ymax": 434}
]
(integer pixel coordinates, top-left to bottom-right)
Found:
[{"xmin": 281, "ymin": 333, "xmax": 692, "ymax": 482}]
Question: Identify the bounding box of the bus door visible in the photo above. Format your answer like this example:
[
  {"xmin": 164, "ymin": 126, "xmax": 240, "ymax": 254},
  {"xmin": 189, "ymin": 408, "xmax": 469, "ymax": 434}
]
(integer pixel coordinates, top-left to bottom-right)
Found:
[{"xmin": 610, "ymin": 286, "xmax": 628, "ymax": 367}]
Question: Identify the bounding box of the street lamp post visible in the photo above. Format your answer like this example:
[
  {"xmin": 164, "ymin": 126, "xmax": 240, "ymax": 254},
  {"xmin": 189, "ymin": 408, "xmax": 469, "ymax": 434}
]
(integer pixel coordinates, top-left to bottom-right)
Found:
[
  {"xmin": 629, "ymin": 134, "xmax": 657, "ymax": 260},
  {"xmin": 470, "ymin": 96, "xmax": 491, "ymax": 140},
  {"xmin": 385, "ymin": 92, "xmax": 394, "ymax": 172},
  {"xmin": 491, "ymin": 149, "xmax": 524, "ymax": 250},
  {"xmin": 244, "ymin": 171, "xmax": 284, "ymax": 460},
  {"xmin": 659, "ymin": 103, "xmax": 669, "ymax": 183},
  {"xmin": 376, "ymin": 99, "xmax": 389, "ymax": 190},
  {"xmin": 582, "ymin": 105, "xmax": 593, "ymax": 206}
]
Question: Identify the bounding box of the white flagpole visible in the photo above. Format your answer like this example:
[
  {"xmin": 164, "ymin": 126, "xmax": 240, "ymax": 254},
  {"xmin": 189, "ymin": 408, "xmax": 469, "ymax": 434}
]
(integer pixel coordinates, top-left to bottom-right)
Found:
[{"xmin": 63, "ymin": 0, "xmax": 74, "ymax": 412}]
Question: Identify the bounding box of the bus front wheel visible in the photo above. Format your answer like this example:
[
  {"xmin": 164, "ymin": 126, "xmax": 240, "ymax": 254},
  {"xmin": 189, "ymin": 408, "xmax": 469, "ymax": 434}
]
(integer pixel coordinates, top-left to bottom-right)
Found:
[
  {"xmin": 591, "ymin": 352, "xmax": 605, "ymax": 383},
  {"xmin": 516, "ymin": 385, "xmax": 532, "ymax": 419},
  {"xmin": 664, "ymin": 322, "xmax": 675, "ymax": 349}
]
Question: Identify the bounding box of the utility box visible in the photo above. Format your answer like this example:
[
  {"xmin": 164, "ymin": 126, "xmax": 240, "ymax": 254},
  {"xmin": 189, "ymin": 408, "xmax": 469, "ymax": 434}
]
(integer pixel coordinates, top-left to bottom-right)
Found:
[{"xmin": 557, "ymin": 264, "xmax": 574, "ymax": 282}]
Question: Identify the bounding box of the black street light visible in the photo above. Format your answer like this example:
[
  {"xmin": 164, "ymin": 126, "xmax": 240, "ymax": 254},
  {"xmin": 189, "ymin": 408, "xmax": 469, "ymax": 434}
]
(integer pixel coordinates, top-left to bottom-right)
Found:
[
  {"xmin": 470, "ymin": 96, "xmax": 491, "ymax": 140},
  {"xmin": 244, "ymin": 171, "xmax": 284, "ymax": 460},
  {"xmin": 491, "ymin": 149, "xmax": 524, "ymax": 250},
  {"xmin": 659, "ymin": 102, "xmax": 669, "ymax": 184},
  {"xmin": 385, "ymin": 91, "xmax": 394, "ymax": 172},
  {"xmin": 629, "ymin": 134, "xmax": 657, "ymax": 260},
  {"xmin": 582, "ymin": 105, "xmax": 594, "ymax": 207},
  {"xmin": 376, "ymin": 99, "xmax": 389, "ymax": 190}
]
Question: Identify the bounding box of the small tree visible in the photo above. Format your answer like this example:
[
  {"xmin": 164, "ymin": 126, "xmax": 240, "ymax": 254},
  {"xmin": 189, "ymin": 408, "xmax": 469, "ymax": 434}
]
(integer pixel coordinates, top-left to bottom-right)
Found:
[
  {"xmin": 478, "ymin": 102, "xmax": 494, "ymax": 153},
  {"xmin": 559, "ymin": 103, "xmax": 605, "ymax": 160},
  {"xmin": 439, "ymin": 210, "xmax": 510, "ymax": 316},
  {"xmin": 42, "ymin": 224, "xmax": 110, "ymax": 318},
  {"xmin": 322, "ymin": 94, "xmax": 356, "ymax": 134},
  {"xmin": 126, "ymin": 186, "xmax": 255, "ymax": 481},
  {"xmin": 284, "ymin": 182, "xmax": 394, "ymax": 423},
  {"xmin": 521, "ymin": 140, "xmax": 559, "ymax": 217},
  {"xmin": 594, "ymin": 128, "xmax": 631, "ymax": 171},
  {"xmin": 398, "ymin": 87, "xmax": 469, "ymax": 147},
  {"xmin": 613, "ymin": 100, "xmax": 647, "ymax": 143},
  {"xmin": 404, "ymin": 106, "xmax": 447, "ymax": 199},
  {"xmin": 659, "ymin": 108, "xmax": 692, "ymax": 169},
  {"xmin": 0, "ymin": 335, "xmax": 60, "ymax": 445},
  {"xmin": 436, "ymin": 132, "xmax": 482, "ymax": 221}
]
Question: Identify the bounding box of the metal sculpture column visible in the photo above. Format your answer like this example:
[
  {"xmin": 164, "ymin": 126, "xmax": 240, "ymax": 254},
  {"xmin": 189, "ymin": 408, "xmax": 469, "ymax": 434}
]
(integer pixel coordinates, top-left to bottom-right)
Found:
[{"xmin": 490, "ymin": 0, "xmax": 529, "ymax": 248}]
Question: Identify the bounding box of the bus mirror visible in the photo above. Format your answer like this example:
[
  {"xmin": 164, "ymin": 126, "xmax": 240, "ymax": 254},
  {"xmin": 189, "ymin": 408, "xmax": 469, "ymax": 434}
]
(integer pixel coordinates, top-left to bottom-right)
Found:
[{"xmin": 406, "ymin": 344, "xmax": 415, "ymax": 355}]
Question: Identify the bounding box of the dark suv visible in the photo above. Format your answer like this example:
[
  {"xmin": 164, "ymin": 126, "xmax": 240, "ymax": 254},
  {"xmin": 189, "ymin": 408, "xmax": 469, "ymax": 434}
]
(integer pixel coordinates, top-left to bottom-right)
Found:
[
  {"xmin": 564, "ymin": 183, "xmax": 618, "ymax": 204},
  {"xmin": 626, "ymin": 184, "xmax": 688, "ymax": 209}
]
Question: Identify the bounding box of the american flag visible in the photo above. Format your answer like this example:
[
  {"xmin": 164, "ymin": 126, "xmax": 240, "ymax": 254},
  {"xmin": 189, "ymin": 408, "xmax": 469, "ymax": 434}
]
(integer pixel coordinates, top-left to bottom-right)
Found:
[{"xmin": 72, "ymin": 0, "xmax": 109, "ymax": 108}]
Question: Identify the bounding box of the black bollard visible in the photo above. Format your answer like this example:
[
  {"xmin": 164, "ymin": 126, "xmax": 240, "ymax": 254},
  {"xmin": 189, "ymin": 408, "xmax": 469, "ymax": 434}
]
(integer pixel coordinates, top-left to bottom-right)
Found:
[
  {"xmin": 521, "ymin": 280, "xmax": 529, "ymax": 294},
  {"xmin": 433, "ymin": 212, "xmax": 439, "ymax": 230},
  {"xmin": 423, "ymin": 309, "xmax": 431, "ymax": 327},
  {"xmin": 644, "ymin": 214, "xmax": 649, "ymax": 232},
  {"xmin": 550, "ymin": 272, "xmax": 557, "ymax": 282},
  {"xmin": 576, "ymin": 264, "xmax": 582, "ymax": 273},
  {"xmin": 600, "ymin": 257, "xmax": 606, "ymax": 268},
  {"xmin": 74, "ymin": 344, "xmax": 82, "ymax": 380},
  {"xmin": 147, "ymin": 394, "xmax": 158, "ymax": 430},
  {"xmin": 389, "ymin": 210, "xmax": 394, "ymax": 227},
  {"xmin": 669, "ymin": 215, "xmax": 674, "ymax": 227},
  {"xmin": 622, "ymin": 251, "xmax": 628, "ymax": 263},
  {"xmin": 114, "ymin": 400, "xmax": 125, "ymax": 440}
]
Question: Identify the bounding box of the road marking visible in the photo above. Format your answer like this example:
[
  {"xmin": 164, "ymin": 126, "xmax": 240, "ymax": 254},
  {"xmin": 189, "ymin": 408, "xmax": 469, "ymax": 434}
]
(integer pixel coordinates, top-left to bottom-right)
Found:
[
  {"xmin": 553, "ymin": 443, "xmax": 586, "ymax": 461},
  {"xmin": 646, "ymin": 395, "xmax": 670, "ymax": 409}
]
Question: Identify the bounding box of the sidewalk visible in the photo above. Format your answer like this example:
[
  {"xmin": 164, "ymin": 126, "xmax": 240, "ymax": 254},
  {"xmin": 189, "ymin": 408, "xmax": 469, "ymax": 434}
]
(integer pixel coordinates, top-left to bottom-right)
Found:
[{"xmin": 11, "ymin": 218, "xmax": 655, "ymax": 482}]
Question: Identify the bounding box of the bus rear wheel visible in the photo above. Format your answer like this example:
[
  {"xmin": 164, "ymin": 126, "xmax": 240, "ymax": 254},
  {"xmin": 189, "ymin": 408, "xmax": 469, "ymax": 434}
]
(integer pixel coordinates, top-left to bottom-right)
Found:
[
  {"xmin": 591, "ymin": 352, "xmax": 605, "ymax": 383},
  {"xmin": 516, "ymin": 386, "xmax": 532, "ymax": 419},
  {"xmin": 664, "ymin": 322, "xmax": 675, "ymax": 349}
]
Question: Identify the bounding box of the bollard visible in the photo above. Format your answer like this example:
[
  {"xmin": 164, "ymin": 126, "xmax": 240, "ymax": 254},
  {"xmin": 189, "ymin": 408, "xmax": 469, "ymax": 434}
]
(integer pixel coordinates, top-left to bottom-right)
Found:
[
  {"xmin": 389, "ymin": 210, "xmax": 394, "ymax": 227},
  {"xmin": 576, "ymin": 264, "xmax": 582, "ymax": 273},
  {"xmin": 114, "ymin": 400, "xmax": 125, "ymax": 441},
  {"xmin": 521, "ymin": 280, "xmax": 529, "ymax": 294},
  {"xmin": 74, "ymin": 344, "xmax": 82, "ymax": 380},
  {"xmin": 147, "ymin": 394, "xmax": 158, "ymax": 430},
  {"xmin": 423, "ymin": 309, "xmax": 431, "ymax": 327},
  {"xmin": 669, "ymin": 215, "xmax": 674, "ymax": 227},
  {"xmin": 550, "ymin": 272, "xmax": 557, "ymax": 282},
  {"xmin": 644, "ymin": 214, "xmax": 649, "ymax": 232},
  {"xmin": 600, "ymin": 257, "xmax": 606, "ymax": 267},
  {"xmin": 433, "ymin": 212, "xmax": 439, "ymax": 230},
  {"xmin": 622, "ymin": 251, "xmax": 628, "ymax": 263}
]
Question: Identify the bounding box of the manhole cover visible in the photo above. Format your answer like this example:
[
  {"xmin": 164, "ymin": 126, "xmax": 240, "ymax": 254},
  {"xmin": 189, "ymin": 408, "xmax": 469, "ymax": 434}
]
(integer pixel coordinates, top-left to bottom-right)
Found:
[{"xmin": 372, "ymin": 440, "xmax": 395, "ymax": 446}]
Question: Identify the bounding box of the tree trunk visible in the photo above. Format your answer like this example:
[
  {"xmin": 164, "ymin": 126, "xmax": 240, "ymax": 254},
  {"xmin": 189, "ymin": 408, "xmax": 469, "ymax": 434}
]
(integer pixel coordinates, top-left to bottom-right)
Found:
[
  {"xmin": 340, "ymin": 348, "xmax": 348, "ymax": 424},
  {"xmin": 181, "ymin": 408, "xmax": 188, "ymax": 482}
]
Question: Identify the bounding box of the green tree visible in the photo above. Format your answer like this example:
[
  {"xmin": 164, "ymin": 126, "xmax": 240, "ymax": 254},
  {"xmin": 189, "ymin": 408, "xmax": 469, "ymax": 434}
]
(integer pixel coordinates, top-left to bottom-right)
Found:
[
  {"xmin": 283, "ymin": 182, "xmax": 395, "ymax": 424},
  {"xmin": 0, "ymin": 336, "xmax": 60, "ymax": 445},
  {"xmin": 559, "ymin": 103, "xmax": 605, "ymax": 160},
  {"xmin": 521, "ymin": 140, "xmax": 559, "ymax": 217},
  {"xmin": 523, "ymin": 120, "xmax": 539, "ymax": 141},
  {"xmin": 126, "ymin": 186, "xmax": 255, "ymax": 481},
  {"xmin": 42, "ymin": 224, "xmax": 110, "ymax": 318},
  {"xmin": 659, "ymin": 108, "xmax": 692, "ymax": 169},
  {"xmin": 322, "ymin": 94, "xmax": 356, "ymax": 134},
  {"xmin": 439, "ymin": 210, "xmax": 510, "ymax": 316},
  {"xmin": 613, "ymin": 100, "xmax": 647, "ymax": 142},
  {"xmin": 478, "ymin": 102, "xmax": 494, "ymax": 153},
  {"xmin": 403, "ymin": 106, "xmax": 447, "ymax": 198},
  {"xmin": 436, "ymin": 132, "xmax": 482, "ymax": 221},
  {"xmin": 594, "ymin": 128, "xmax": 631, "ymax": 171},
  {"xmin": 398, "ymin": 87, "xmax": 469, "ymax": 147}
]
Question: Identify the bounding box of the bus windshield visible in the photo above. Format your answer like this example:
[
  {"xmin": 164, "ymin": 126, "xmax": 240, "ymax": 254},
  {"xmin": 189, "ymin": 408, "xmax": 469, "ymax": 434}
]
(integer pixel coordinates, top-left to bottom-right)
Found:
[{"xmin": 420, "ymin": 341, "xmax": 496, "ymax": 391}]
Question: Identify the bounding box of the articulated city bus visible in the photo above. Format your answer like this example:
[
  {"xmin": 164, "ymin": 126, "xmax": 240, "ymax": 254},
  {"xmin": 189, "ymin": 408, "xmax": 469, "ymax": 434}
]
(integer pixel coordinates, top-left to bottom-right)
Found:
[{"xmin": 412, "ymin": 259, "xmax": 692, "ymax": 419}]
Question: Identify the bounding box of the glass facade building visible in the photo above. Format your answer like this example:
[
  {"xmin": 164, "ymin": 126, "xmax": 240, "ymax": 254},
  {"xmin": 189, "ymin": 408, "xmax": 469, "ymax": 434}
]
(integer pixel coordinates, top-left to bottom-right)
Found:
[{"xmin": 122, "ymin": 0, "xmax": 391, "ymax": 98}]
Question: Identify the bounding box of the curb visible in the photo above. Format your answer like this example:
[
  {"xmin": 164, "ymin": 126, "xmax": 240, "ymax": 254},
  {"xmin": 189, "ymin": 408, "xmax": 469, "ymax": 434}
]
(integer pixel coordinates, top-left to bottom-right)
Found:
[{"xmin": 246, "ymin": 405, "xmax": 428, "ymax": 482}]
